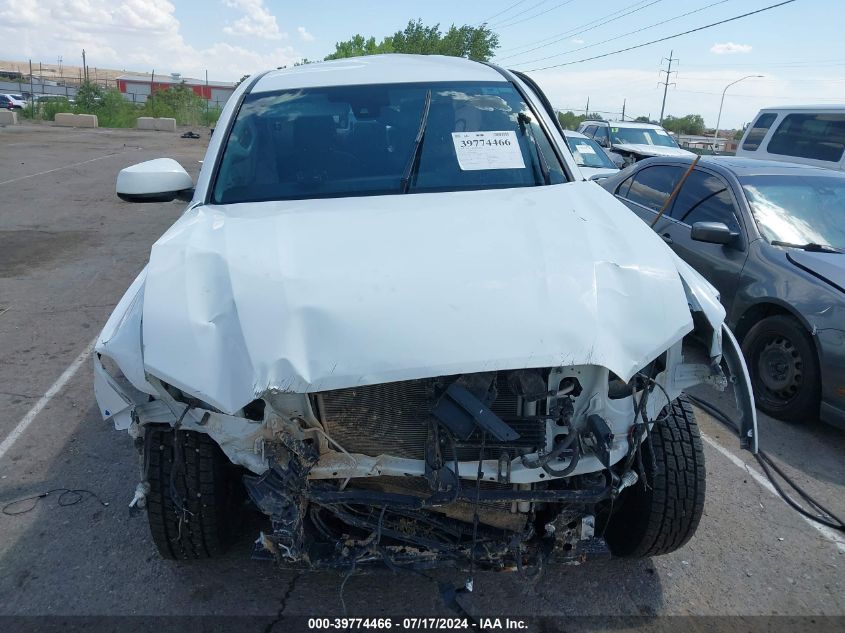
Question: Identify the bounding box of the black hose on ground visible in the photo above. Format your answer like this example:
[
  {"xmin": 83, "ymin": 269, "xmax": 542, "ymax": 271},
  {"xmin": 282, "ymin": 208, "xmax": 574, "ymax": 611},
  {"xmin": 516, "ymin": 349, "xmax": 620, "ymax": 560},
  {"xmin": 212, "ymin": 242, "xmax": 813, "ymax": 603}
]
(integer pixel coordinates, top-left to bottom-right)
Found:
[{"xmin": 685, "ymin": 393, "xmax": 845, "ymax": 533}]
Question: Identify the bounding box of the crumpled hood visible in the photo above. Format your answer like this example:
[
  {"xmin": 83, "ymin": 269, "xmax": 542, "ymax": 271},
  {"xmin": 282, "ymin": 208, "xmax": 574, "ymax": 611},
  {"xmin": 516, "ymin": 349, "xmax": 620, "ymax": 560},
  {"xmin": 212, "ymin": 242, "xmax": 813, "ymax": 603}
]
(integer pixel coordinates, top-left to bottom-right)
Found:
[
  {"xmin": 787, "ymin": 250, "xmax": 845, "ymax": 292},
  {"xmin": 141, "ymin": 182, "xmax": 696, "ymax": 414},
  {"xmin": 612, "ymin": 143, "xmax": 695, "ymax": 158}
]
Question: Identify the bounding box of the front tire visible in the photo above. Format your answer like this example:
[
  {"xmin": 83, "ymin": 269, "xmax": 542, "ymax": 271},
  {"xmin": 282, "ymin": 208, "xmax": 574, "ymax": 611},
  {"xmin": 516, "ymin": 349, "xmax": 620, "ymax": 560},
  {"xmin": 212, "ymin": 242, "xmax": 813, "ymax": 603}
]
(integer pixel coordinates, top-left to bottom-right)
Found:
[
  {"xmin": 144, "ymin": 427, "xmax": 243, "ymax": 559},
  {"xmin": 604, "ymin": 397, "xmax": 706, "ymax": 558},
  {"xmin": 741, "ymin": 314, "xmax": 820, "ymax": 422}
]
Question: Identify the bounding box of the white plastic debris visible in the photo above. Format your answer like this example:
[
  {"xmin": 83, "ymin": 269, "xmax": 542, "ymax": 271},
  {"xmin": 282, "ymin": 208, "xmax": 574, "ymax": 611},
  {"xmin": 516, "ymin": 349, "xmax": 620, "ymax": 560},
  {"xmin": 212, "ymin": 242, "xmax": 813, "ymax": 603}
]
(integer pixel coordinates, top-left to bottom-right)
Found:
[{"xmin": 128, "ymin": 482, "xmax": 150, "ymax": 509}]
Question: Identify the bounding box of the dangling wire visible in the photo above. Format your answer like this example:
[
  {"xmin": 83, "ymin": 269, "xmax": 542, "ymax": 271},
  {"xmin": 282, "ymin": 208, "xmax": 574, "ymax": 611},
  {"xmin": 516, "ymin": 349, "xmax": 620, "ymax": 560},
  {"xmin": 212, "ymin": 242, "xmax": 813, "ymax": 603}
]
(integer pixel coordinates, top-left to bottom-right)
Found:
[
  {"xmin": 169, "ymin": 405, "xmax": 194, "ymax": 540},
  {"xmin": 685, "ymin": 394, "xmax": 845, "ymax": 533},
  {"xmin": 466, "ymin": 430, "xmax": 487, "ymax": 591},
  {"xmin": 2, "ymin": 488, "xmax": 109, "ymax": 516}
]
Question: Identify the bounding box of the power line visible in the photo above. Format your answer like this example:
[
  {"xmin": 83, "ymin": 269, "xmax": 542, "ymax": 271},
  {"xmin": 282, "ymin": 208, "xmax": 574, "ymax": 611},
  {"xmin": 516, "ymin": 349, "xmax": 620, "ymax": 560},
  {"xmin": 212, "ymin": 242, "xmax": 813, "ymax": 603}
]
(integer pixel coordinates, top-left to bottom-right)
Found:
[
  {"xmin": 681, "ymin": 58, "xmax": 845, "ymax": 69},
  {"xmin": 491, "ymin": 0, "xmax": 578, "ymax": 30},
  {"xmin": 488, "ymin": 0, "xmax": 552, "ymax": 26},
  {"xmin": 524, "ymin": 0, "xmax": 798, "ymax": 72},
  {"xmin": 674, "ymin": 88, "xmax": 844, "ymax": 100},
  {"xmin": 497, "ymin": 0, "xmax": 654, "ymax": 54},
  {"xmin": 677, "ymin": 75, "xmax": 845, "ymax": 83},
  {"xmin": 477, "ymin": 0, "xmax": 533, "ymax": 25},
  {"xmin": 496, "ymin": 0, "xmax": 662, "ymax": 61},
  {"xmin": 512, "ymin": 0, "xmax": 730, "ymax": 68}
]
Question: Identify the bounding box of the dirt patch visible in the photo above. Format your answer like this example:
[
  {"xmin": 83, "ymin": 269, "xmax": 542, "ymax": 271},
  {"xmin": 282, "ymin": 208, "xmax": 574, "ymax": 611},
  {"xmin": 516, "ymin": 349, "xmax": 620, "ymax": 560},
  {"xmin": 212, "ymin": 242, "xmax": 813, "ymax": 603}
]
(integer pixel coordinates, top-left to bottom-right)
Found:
[{"xmin": 0, "ymin": 229, "xmax": 97, "ymax": 277}]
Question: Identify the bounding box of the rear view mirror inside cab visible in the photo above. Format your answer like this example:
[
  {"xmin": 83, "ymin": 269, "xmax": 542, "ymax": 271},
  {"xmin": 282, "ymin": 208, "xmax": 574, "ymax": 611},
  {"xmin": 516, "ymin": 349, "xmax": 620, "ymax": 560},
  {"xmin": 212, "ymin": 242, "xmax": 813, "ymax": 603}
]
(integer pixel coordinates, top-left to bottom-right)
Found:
[{"xmin": 116, "ymin": 158, "xmax": 194, "ymax": 203}]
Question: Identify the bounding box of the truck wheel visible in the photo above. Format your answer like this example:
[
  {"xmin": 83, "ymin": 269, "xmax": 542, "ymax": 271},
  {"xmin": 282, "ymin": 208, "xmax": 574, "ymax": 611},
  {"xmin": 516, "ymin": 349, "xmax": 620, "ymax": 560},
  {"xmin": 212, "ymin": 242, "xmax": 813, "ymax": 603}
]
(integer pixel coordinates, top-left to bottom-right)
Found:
[
  {"xmin": 604, "ymin": 397, "xmax": 705, "ymax": 558},
  {"xmin": 144, "ymin": 427, "xmax": 243, "ymax": 559},
  {"xmin": 741, "ymin": 314, "xmax": 820, "ymax": 422}
]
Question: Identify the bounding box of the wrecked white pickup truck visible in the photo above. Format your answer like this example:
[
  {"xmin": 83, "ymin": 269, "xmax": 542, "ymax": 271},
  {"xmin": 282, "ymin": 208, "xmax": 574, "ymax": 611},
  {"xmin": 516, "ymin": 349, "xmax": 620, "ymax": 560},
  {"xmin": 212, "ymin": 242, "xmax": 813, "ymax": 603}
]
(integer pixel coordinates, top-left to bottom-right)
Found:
[{"xmin": 95, "ymin": 55, "xmax": 757, "ymax": 569}]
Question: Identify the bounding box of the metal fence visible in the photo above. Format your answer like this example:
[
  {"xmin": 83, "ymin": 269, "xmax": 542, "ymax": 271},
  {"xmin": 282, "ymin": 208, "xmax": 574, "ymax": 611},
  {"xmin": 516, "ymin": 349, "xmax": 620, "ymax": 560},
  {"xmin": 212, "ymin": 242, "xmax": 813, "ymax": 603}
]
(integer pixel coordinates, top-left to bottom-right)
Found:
[
  {"xmin": 0, "ymin": 69, "xmax": 231, "ymax": 109},
  {"xmin": 0, "ymin": 75, "xmax": 87, "ymax": 101}
]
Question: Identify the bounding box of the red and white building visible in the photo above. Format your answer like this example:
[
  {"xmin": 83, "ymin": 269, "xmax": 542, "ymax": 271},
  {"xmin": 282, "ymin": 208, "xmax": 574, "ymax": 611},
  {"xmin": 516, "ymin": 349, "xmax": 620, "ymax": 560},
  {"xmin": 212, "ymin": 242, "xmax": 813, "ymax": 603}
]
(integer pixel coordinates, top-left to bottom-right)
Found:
[{"xmin": 116, "ymin": 72, "xmax": 236, "ymax": 108}]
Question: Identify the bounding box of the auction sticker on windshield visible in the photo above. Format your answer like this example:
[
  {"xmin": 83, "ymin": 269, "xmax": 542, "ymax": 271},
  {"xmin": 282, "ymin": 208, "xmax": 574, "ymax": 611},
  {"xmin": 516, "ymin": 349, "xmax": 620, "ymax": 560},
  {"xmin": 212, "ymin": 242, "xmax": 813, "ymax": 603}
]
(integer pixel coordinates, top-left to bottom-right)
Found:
[
  {"xmin": 451, "ymin": 131, "xmax": 525, "ymax": 170},
  {"xmin": 575, "ymin": 143, "xmax": 596, "ymax": 154}
]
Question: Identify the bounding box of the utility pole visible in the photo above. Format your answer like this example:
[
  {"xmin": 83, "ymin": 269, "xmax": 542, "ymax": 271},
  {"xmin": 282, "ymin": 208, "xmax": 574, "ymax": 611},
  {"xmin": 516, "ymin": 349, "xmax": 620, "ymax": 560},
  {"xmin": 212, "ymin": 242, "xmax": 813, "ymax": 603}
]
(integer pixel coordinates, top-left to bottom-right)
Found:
[
  {"xmin": 585, "ymin": 97, "xmax": 589, "ymax": 117},
  {"xmin": 82, "ymin": 49, "xmax": 87, "ymax": 82},
  {"xmin": 621, "ymin": 99, "xmax": 626, "ymax": 121},
  {"xmin": 658, "ymin": 50, "xmax": 677, "ymax": 124}
]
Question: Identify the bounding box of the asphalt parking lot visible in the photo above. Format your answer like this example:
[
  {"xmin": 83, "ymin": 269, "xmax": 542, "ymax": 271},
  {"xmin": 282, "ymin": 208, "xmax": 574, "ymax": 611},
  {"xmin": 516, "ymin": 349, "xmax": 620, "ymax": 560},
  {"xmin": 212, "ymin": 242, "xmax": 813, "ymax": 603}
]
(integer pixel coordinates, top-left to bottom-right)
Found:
[{"xmin": 0, "ymin": 124, "xmax": 843, "ymax": 631}]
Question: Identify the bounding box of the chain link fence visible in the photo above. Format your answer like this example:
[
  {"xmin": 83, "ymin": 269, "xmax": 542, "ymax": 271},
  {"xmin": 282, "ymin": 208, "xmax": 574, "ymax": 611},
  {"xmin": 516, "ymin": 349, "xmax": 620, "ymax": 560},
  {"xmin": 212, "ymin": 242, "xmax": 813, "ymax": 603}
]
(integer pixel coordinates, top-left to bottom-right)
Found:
[{"xmin": 1, "ymin": 70, "xmax": 225, "ymax": 128}]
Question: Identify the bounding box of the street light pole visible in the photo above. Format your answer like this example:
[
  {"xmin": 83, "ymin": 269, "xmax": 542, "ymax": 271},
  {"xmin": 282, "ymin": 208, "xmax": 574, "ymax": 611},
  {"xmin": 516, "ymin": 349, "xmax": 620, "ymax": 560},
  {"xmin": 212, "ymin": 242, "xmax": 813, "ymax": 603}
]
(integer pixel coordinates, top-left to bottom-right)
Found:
[{"xmin": 714, "ymin": 74, "xmax": 763, "ymax": 152}]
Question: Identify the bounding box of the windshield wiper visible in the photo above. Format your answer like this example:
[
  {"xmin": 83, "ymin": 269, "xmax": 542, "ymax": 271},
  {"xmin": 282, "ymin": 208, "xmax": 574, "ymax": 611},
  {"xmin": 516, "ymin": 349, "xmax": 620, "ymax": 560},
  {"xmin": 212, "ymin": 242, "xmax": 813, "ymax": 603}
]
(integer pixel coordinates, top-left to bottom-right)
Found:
[
  {"xmin": 518, "ymin": 112, "xmax": 551, "ymax": 185},
  {"xmin": 400, "ymin": 90, "xmax": 432, "ymax": 194},
  {"xmin": 771, "ymin": 240, "xmax": 843, "ymax": 253}
]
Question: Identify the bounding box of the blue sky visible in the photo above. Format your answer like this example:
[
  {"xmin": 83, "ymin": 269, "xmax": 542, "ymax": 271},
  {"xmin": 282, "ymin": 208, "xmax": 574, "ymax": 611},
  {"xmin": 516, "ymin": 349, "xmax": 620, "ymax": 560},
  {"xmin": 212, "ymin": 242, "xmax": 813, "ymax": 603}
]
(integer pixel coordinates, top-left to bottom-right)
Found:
[{"xmin": 2, "ymin": 0, "xmax": 843, "ymax": 128}]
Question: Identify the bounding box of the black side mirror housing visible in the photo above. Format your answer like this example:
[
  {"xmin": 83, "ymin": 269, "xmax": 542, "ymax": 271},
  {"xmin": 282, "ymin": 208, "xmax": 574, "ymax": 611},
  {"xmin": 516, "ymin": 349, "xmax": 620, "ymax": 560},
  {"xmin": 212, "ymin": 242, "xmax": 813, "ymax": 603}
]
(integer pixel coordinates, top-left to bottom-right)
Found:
[{"xmin": 691, "ymin": 221, "xmax": 738, "ymax": 245}]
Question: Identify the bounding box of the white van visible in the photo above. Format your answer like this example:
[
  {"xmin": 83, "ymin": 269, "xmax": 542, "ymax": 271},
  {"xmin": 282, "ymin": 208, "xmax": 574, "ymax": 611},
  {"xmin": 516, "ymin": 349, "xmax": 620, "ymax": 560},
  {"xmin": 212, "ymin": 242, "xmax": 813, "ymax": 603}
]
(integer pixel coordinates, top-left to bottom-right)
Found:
[{"xmin": 735, "ymin": 105, "xmax": 845, "ymax": 170}]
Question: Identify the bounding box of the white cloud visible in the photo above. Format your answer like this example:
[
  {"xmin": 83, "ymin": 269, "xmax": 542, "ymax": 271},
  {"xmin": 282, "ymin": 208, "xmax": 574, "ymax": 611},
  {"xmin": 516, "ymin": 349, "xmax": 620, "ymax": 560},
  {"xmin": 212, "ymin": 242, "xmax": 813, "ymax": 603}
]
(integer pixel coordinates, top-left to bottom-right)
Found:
[
  {"xmin": 710, "ymin": 42, "xmax": 753, "ymax": 55},
  {"xmin": 0, "ymin": 0, "xmax": 46, "ymax": 27},
  {"xmin": 571, "ymin": 38, "xmax": 584, "ymax": 45},
  {"xmin": 0, "ymin": 0, "xmax": 301, "ymax": 80},
  {"xmin": 223, "ymin": 0, "xmax": 285, "ymax": 40},
  {"xmin": 297, "ymin": 26, "xmax": 315, "ymax": 42}
]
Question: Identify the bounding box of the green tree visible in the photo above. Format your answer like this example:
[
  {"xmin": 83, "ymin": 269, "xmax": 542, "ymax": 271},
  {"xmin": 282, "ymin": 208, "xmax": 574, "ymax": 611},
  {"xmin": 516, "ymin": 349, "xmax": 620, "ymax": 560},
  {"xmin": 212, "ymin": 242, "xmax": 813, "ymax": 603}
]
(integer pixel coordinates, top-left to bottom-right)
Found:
[
  {"xmin": 662, "ymin": 114, "xmax": 706, "ymax": 135},
  {"xmin": 556, "ymin": 111, "xmax": 605, "ymax": 130},
  {"xmin": 557, "ymin": 111, "xmax": 584, "ymax": 130},
  {"xmin": 143, "ymin": 83, "xmax": 209, "ymax": 126},
  {"xmin": 74, "ymin": 81, "xmax": 104, "ymax": 111},
  {"xmin": 94, "ymin": 87, "xmax": 142, "ymax": 127},
  {"xmin": 325, "ymin": 19, "xmax": 499, "ymax": 62}
]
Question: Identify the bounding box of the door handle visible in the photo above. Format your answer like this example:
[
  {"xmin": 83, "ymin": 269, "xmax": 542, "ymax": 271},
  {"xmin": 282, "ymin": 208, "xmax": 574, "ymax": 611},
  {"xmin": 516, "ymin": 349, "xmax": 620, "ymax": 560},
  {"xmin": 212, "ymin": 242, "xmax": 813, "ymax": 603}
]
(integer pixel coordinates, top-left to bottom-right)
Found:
[{"xmin": 661, "ymin": 232, "xmax": 673, "ymax": 245}]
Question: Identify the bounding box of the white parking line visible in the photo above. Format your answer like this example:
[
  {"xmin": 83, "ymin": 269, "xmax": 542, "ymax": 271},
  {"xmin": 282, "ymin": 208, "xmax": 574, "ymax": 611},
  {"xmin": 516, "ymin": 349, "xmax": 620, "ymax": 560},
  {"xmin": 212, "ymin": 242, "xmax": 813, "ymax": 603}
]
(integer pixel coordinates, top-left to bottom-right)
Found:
[
  {"xmin": 0, "ymin": 337, "xmax": 97, "ymax": 462},
  {"xmin": 700, "ymin": 432, "xmax": 845, "ymax": 554},
  {"xmin": 0, "ymin": 153, "xmax": 121, "ymax": 187}
]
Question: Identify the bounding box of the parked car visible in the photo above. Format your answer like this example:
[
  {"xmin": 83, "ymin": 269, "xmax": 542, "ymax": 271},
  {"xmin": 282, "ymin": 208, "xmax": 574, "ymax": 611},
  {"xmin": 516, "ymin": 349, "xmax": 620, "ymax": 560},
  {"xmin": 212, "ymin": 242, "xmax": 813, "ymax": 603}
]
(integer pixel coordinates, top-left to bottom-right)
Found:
[
  {"xmin": 0, "ymin": 94, "xmax": 24, "ymax": 110},
  {"xmin": 562, "ymin": 130, "xmax": 619, "ymax": 180},
  {"xmin": 95, "ymin": 54, "xmax": 756, "ymax": 568},
  {"xmin": 34, "ymin": 94, "xmax": 70, "ymax": 103},
  {"xmin": 602, "ymin": 156, "xmax": 845, "ymax": 428},
  {"xmin": 577, "ymin": 120, "xmax": 695, "ymax": 166},
  {"xmin": 735, "ymin": 105, "xmax": 845, "ymax": 171}
]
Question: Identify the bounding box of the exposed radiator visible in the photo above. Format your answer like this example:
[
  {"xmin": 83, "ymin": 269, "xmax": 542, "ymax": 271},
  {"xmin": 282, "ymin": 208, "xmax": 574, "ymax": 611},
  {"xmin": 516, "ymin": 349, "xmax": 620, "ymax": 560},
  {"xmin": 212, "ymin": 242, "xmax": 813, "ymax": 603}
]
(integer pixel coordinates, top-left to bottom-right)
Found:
[{"xmin": 315, "ymin": 374, "xmax": 545, "ymax": 460}]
